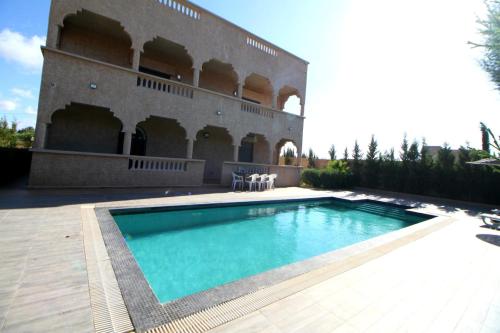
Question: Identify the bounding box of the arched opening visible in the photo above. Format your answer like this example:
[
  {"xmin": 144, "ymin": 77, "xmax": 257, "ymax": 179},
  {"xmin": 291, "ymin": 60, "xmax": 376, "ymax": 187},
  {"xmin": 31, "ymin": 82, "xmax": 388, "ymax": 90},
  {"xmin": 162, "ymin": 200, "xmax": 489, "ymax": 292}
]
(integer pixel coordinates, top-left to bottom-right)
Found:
[
  {"xmin": 199, "ymin": 59, "xmax": 238, "ymax": 96},
  {"xmin": 140, "ymin": 38, "xmax": 194, "ymax": 84},
  {"xmin": 193, "ymin": 126, "xmax": 233, "ymax": 183},
  {"xmin": 47, "ymin": 103, "xmax": 122, "ymax": 154},
  {"xmin": 238, "ymin": 133, "xmax": 271, "ymax": 164},
  {"xmin": 130, "ymin": 126, "xmax": 147, "ymax": 156},
  {"xmin": 242, "ymin": 74, "xmax": 273, "ymax": 107},
  {"xmin": 278, "ymin": 86, "xmax": 302, "ymax": 115},
  {"xmin": 135, "ymin": 116, "xmax": 187, "ymax": 157},
  {"xmin": 275, "ymin": 139, "xmax": 299, "ymax": 166},
  {"xmin": 60, "ymin": 10, "xmax": 133, "ymax": 68}
]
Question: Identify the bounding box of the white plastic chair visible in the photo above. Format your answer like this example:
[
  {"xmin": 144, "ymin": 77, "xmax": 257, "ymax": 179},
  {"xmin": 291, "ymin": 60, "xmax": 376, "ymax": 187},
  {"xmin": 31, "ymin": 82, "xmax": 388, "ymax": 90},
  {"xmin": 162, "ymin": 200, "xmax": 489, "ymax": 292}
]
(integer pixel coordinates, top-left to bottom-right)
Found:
[
  {"xmin": 257, "ymin": 174, "xmax": 268, "ymax": 191},
  {"xmin": 246, "ymin": 174, "xmax": 259, "ymax": 191},
  {"xmin": 231, "ymin": 172, "xmax": 244, "ymax": 191},
  {"xmin": 266, "ymin": 174, "xmax": 277, "ymax": 190}
]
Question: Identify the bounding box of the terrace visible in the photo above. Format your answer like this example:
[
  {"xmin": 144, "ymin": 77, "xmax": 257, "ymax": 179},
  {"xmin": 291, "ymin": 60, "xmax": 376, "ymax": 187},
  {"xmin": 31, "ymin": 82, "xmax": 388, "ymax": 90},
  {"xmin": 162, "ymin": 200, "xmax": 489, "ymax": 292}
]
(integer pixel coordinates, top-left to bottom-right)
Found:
[{"xmin": 0, "ymin": 186, "xmax": 498, "ymax": 332}]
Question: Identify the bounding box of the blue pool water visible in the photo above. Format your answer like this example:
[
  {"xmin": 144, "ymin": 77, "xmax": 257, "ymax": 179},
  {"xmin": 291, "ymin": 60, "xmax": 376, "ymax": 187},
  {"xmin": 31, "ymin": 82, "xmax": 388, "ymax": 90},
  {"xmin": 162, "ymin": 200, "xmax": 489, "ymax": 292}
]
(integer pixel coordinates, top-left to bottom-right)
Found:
[{"xmin": 113, "ymin": 200, "xmax": 428, "ymax": 303}]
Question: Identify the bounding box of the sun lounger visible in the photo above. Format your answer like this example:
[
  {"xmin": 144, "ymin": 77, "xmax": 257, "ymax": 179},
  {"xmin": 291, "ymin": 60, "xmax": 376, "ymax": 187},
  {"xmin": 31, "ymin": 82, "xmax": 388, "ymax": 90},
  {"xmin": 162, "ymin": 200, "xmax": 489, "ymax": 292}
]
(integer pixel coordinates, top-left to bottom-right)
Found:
[{"xmin": 481, "ymin": 213, "xmax": 500, "ymax": 229}]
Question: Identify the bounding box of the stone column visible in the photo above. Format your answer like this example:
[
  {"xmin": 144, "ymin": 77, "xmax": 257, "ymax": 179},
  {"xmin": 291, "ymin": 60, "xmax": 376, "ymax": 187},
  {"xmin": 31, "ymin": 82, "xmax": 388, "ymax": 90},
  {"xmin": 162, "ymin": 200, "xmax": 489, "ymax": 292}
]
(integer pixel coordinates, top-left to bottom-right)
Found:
[
  {"xmin": 193, "ymin": 68, "xmax": 200, "ymax": 87},
  {"xmin": 123, "ymin": 131, "xmax": 133, "ymax": 155},
  {"xmin": 237, "ymin": 83, "xmax": 243, "ymax": 98},
  {"xmin": 132, "ymin": 49, "xmax": 141, "ymax": 71},
  {"xmin": 272, "ymin": 92, "xmax": 278, "ymax": 109},
  {"xmin": 34, "ymin": 122, "xmax": 48, "ymax": 149},
  {"xmin": 186, "ymin": 138, "xmax": 194, "ymax": 159},
  {"xmin": 300, "ymin": 103, "xmax": 305, "ymax": 117},
  {"xmin": 296, "ymin": 146, "xmax": 303, "ymax": 167},
  {"xmin": 233, "ymin": 144, "xmax": 240, "ymax": 162}
]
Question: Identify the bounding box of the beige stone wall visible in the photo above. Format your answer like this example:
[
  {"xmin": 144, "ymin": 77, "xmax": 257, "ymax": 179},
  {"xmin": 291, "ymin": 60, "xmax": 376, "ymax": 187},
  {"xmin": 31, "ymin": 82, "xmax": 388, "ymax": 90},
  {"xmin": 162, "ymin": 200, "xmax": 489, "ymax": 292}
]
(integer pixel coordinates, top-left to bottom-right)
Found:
[
  {"xmin": 140, "ymin": 55, "xmax": 194, "ymax": 85},
  {"xmin": 199, "ymin": 71, "xmax": 237, "ymax": 97},
  {"xmin": 46, "ymin": 0, "xmax": 308, "ymax": 99},
  {"xmin": 29, "ymin": 150, "xmax": 205, "ymax": 188},
  {"xmin": 60, "ymin": 24, "xmax": 132, "ymax": 68},
  {"xmin": 221, "ymin": 162, "xmax": 302, "ymax": 187},
  {"xmin": 242, "ymin": 89, "xmax": 272, "ymax": 107},
  {"xmin": 47, "ymin": 104, "xmax": 122, "ymax": 154},
  {"xmin": 36, "ymin": 50, "xmax": 303, "ymax": 153},
  {"xmin": 32, "ymin": 0, "xmax": 308, "ymax": 187},
  {"xmin": 252, "ymin": 137, "xmax": 271, "ymax": 164},
  {"xmin": 193, "ymin": 127, "xmax": 234, "ymax": 181},
  {"xmin": 139, "ymin": 117, "xmax": 188, "ymax": 158}
]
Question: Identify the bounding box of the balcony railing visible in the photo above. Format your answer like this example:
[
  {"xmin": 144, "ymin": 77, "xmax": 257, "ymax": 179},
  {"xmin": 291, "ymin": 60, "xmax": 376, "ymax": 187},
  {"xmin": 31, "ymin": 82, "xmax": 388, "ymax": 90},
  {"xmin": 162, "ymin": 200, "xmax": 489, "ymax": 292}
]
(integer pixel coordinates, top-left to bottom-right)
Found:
[
  {"xmin": 129, "ymin": 156, "xmax": 188, "ymax": 172},
  {"xmin": 137, "ymin": 75, "xmax": 194, "ymax": 99},
  {"xmin": 240, "ymin": 101, "xmax": 274, "ymax": 119}
]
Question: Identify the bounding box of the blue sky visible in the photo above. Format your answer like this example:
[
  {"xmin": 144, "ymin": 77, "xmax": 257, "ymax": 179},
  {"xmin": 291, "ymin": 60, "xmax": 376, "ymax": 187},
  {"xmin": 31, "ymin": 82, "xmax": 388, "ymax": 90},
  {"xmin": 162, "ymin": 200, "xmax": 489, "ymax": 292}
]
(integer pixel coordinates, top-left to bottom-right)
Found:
[{"xmin": 0, "ymin": 0, "xmax": 499, "ymax": 157}]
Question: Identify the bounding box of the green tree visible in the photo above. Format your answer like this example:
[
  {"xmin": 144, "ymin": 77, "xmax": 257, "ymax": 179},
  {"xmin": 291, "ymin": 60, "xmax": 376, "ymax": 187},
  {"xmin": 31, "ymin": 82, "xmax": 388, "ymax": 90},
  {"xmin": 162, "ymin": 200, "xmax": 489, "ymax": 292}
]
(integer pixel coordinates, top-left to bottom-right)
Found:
[
  {"xmin": 481, "ymin": 122, "xmax": 491, "ymax": 153},
  {"xmin": 420, "ymin": 138, "xmax": 432, "ymax": 168},
  {"xmin": 351, "ymin": 140, "xmax": 362, "ymax": 184},
  {"xmin": 328, "ymin": 144, "xmax": 336, "ymax": 160},
  {"xmin": 400, "ymin": 134, "xmax": 409, "ymax": 163},
  {"xmin": 472, "ymin": 0, "xmax": 500, "ymax": 90},
  {"xmin": 0, "ymin": 117, "xmax": 17, "ymax": 148},
  {"xmin": 282, "ymin": 147, "xmax": 295, "ymax": 165},
  {"xmin": 352, "ymin": 140, "xmax": 362, "ymax": 161},
  {"xmin": 343, "ymin": 147, "xmax": 349, "ymax": 161},
  {"xmin": 307, "ymin": 148, "xmax": 318, "ymax": 168},
  {"xmin": 437, "ymin": 143, "xmax": 456, "ymax": 170},
  {"xmin": 366, "ymin": 135, "xmax": 378, "ymax": 160},
  {"xmin": 364, "ymin": 135, "xmax": 379, "ymax": 187},
  {"xmin": 16, "ymin": 127, "xmax": 35, "ymax": 148}
]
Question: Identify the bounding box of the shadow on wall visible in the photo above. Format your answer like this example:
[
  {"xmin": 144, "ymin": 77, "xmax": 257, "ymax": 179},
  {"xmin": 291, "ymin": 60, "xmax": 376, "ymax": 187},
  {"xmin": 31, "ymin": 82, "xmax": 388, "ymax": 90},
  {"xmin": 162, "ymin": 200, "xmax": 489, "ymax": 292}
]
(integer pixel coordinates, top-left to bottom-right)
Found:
[{"xmin": 0, "ymin": 148, "xmax": 32, "ymax": 187}]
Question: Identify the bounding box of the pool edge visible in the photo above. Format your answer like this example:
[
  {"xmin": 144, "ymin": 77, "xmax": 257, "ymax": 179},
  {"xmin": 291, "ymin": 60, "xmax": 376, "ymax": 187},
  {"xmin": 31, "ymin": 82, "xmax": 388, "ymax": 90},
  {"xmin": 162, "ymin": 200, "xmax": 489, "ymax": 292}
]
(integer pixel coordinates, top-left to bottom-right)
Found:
[{"xmin": 93, "ymin": 196, "xmax": 446, "ymax": 332}]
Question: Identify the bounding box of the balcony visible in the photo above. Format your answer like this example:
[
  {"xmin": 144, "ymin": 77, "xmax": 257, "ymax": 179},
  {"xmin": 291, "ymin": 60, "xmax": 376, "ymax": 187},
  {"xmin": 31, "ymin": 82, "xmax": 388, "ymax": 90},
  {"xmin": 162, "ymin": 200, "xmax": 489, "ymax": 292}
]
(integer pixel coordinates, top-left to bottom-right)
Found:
[{"xmin": 39, "ymin": 47, "xmax": 304, "ymax": 143}]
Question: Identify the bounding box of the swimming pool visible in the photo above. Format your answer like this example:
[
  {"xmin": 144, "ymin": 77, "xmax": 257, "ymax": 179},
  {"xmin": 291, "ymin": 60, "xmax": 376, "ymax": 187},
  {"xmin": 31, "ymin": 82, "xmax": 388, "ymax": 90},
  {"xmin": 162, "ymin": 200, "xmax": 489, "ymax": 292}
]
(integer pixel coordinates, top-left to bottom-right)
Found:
[{"xmin": 112, "ymin": 199, "xmax": 429, "ymax": 304}]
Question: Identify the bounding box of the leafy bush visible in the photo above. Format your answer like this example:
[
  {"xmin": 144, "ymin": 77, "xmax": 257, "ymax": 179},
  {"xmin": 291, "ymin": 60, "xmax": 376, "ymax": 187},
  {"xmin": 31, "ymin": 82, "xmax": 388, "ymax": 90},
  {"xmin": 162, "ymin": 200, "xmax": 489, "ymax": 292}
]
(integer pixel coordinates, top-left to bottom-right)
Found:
[
  {"xmin": 301, "ymin": 160, "xmax": 353, "ymax": 189},
  {"xmin": 301, "ymin": 168, "xmax": 321, "ymax": 187}
]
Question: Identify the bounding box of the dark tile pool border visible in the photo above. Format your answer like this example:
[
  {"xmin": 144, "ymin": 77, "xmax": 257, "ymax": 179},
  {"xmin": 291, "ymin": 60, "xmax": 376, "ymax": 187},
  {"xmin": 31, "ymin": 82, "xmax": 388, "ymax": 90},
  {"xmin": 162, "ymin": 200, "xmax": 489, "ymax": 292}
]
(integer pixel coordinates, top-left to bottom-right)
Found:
[{"xmin": 95, "ymin": 197, "xmax": 435, "ymax": 332}]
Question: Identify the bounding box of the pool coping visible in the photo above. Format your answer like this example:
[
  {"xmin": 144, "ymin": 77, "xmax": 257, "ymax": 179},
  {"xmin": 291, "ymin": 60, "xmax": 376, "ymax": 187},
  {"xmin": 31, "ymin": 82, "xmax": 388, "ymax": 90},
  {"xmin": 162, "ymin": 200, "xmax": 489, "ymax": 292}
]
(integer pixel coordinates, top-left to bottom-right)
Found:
[{"xmin": 94, "ymin": 196, "xmax": 442, "ymax": 332}]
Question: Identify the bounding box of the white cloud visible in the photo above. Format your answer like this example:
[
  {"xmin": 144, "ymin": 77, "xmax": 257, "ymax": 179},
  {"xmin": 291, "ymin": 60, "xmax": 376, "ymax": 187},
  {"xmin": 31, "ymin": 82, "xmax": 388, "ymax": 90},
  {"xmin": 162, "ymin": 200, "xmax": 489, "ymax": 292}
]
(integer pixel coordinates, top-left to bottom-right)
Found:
[
  {"xmin": 0, "ymin": 29, "xmax": 46, "ymax": 72},
  {"xmin": 11, "ymin": 88, "xmax": 34, "ymax": 99},
  {"xmin": 0, "ymin": 99, "xmax": 17, "ymax": 111},
  {"xmin": 25, "ymin": 106, "xmax": 37, "ymax": 115}
]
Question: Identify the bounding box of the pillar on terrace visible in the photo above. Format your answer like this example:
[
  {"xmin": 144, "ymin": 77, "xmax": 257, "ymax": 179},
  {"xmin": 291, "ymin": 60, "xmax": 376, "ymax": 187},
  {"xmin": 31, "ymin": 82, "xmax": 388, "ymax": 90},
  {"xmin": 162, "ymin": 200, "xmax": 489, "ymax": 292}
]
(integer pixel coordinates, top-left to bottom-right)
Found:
[
  {"xmin": 272, "ymin": 92, "xmax": 278, "ymax": 109},
  {"xmin": 237, "ymin": 83, "xmax": 243, "ymax": 98},
  {"xmin": 233, "ymin": 144, "xmax": 240, "ymax": 162},
  {"xmin": 186, "ymin": 138, "xmax": 194, "ymax": 159},
  {"xmin": 132, "ymin": 48, "xmax": 141, "ymax": 71},
  {"xmin": 34, "ymin": 122, "xmax": 48, "ymax": 149},
  {"xmin": 193, "ymin": 68, "xmax": 200, "ymax": 87},
  {"xmin": 296, "ymin": 145, "xmax": 303, "ymax": 167},
  {"xmin": 122, "ymin": 130, "xmax": 133, "ymax": 155}
]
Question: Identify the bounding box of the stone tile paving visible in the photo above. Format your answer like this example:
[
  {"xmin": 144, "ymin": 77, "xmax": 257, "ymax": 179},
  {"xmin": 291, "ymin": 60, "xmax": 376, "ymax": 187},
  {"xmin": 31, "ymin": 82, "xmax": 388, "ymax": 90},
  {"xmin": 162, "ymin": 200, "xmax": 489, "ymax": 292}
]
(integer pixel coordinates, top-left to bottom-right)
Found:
[{"xmin": 0, "ymin": 186, "xmax": 498, "ymax": 333}]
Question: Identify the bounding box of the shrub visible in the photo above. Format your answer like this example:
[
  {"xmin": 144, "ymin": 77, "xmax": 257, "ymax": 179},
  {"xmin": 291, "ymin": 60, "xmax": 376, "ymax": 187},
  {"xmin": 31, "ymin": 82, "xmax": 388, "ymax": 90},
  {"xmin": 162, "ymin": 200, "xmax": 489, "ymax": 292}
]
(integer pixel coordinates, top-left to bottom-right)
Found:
[
  {"xmin": 301, "ymin": 168, "xmax": 321, "ymax": 187},
  {"xmin": 301, "ymin": 161, "xmax": 353, "ymax": 189}
]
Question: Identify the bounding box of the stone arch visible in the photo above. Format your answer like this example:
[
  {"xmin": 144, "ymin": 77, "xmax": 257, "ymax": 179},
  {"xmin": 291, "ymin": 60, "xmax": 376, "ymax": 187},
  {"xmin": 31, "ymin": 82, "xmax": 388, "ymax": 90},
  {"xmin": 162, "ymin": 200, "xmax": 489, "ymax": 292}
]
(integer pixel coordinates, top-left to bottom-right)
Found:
[
  {"xmin": 46, "ymin": 103, "xmax": 124, "ymax": 154},
  {"xmin": 134, "ymin": 116, "xmax": 188, "ymax": 158},
  {"xmin": 274, "ymin": 138, "xmax": 300, "ymax": 166},
  {"xmin": 278, "ymin": 85, "xmax": 303, "ymax": 115},
  {"xmin": 238, "ymin": 133, "xmax": 272, "ymax": 164},
  {"xmin": 140, "ymin": 37, "xmax": 195, "ymax": 84},
  {"xmin": 199, "ymin": 59, "xmax": 239, "ymax": 97},
  {"xmin": 242, "ymin": 73, "xmax": 274, "ymax": 108},
  {"xmin": 59, "ymin": 10, "xmax": 134, "ymax": 68},
  {"xmin": 193, "ymin": 125, "xmax": 234, "ymax": 183}
]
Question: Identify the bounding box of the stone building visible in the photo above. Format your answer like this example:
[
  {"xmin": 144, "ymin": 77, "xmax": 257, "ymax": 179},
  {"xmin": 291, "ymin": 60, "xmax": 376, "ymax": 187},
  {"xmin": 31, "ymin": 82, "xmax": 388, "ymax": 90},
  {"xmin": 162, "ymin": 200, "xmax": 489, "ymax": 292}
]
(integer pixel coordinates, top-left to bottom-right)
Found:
[{"xmin": 30, "ymin": 0, "xmax": 308, "ymax": 188}]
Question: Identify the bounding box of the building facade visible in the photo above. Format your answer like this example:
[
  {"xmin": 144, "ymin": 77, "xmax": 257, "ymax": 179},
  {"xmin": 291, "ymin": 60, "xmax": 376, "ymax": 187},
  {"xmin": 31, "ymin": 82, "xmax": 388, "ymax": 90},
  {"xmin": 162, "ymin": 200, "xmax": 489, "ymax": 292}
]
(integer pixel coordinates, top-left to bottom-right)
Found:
[{"xmin": 30, "ymin": 0, "xmax": 308, "ymax": 188}]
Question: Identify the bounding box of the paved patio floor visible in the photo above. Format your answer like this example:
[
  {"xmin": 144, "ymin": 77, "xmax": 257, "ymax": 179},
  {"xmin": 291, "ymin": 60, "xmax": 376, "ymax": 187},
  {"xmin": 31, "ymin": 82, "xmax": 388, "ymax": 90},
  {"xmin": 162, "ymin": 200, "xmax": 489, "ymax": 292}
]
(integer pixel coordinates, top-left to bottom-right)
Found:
[{"xmin": 0, "ymin": 186, "xmax": 498, "ymax": 333}]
